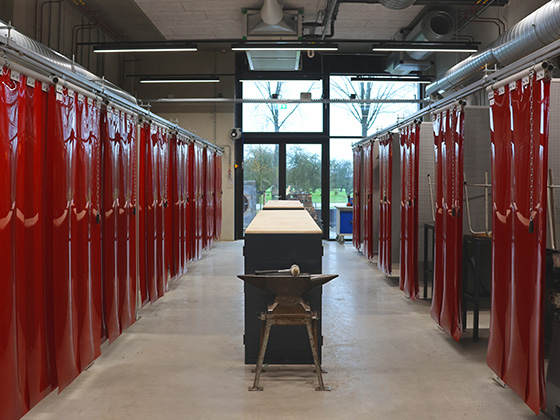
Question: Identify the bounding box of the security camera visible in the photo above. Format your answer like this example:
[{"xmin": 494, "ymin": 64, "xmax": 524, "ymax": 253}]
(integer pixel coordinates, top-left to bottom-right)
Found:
[{"xmin": 230, "ymin": 128, "xmax": 242, "ymax": 140}]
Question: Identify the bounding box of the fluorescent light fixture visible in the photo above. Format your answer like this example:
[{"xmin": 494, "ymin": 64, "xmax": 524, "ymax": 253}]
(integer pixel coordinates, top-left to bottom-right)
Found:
[
  {"xmin": 232, "ymin": 43, "xmax": 338, "ymax": 51},
  {"xmin": 372, "ymin": 42, "xmax": 478, "ymax": 53},
  {"xmin": 373, "ymin": 47, "xmax": 477, "ymax": 53},
  {"xmin": 351, "ymin": 76, "xmax": 432, "ymax": 84},
  {"xmin": 95, "ymin": 47, "xmax": 197, "ymax": 53},
  {"xmin": 93, "ymin": 42, "xmax": 197, "ymax": 53},
  {"xmin": 140, "ymin": 78, "xmax": 220, "ymax": 84}
]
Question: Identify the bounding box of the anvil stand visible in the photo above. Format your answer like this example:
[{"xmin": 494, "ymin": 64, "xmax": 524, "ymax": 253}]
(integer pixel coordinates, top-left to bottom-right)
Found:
[
  {"xmin": 238, "ymin": 271, "xmax": 337, "ymax": 391},
  {"xmin": 253, "ymin": 301, "xmax": 326, "ymax": 391}
]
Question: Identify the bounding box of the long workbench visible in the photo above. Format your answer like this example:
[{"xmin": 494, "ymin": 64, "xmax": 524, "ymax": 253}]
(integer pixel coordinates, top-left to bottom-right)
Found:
[
  {"xmin": 244, "ymin": 210, "xmax": 323, "ymax": 364},
  {"xmin": 262, "ymin": 199, "xmax": 305, "ymax": 210}
]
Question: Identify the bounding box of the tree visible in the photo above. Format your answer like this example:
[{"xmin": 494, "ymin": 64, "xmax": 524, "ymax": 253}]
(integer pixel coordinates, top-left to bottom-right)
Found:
[
  {"xmin": 331, "ymin": 77, "xmax": 413, "ymax": 137},
  {"xmin": 286, "ymin": 146, "xmax": 321, "ymax": 193},
  {"xmin": 253, "ymin": 81, "xmax": 318, "ymax": 132},
  {"xmin": 330, "ymin": 159, "xmax": 353, "ymax": 195},
  {"xmin": 244, "ymin": 144, "xmax": 278, "ymax": 204}
]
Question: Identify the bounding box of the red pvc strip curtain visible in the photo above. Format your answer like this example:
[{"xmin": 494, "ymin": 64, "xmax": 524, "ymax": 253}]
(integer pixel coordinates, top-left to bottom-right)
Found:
[
  {"xmin": 182, "ymin": 138, "xmax": 191, "ymax": 265},
  {"xmin": 188, "ymin": 141, "xmax": 197, "ymax": 260},
  {"xmin": 206, "ymin": 148, "xmax": 215, "ymax": 249},
  {"xmin": 171, "ymin": 134, "xmax": 180, "ymax": 277},
  {"xmin": 487, "ymin": 71, "xmax": 549, "ymax": 414},
  {"xmin": 156, "ymin": 129, "xmax": 166, "ymax": 293},
  {"xmin": 163, "ymin": 130, "xmax": 173, "ymax": 284},
  {"xmin": 214, "ymin": 153, "xmax": 222, "ymax": 240},
  {"xmin": 0, "ymin": 68, "xmax": 24, "ymax": 420},
  {"xmin": 201, "ymin": 147, "xmax": 208, "ymax": 250},
  {"xmin": 353, "ymin": 146, "xmax": 362, "ymax": 251},
  {"xmin": 120, "ymin": 112, "xmax": 136, "ymax": 332},
  {"xmin": 399, "ymin": 123, "xmax": 420, "ymax": 300},
  {"xmin": 176, "ymin": 136, "xmax": 188, "ymax": 274},
  {"xmin": 102, "ymin": 107, "xmax": 137, "ymax": 339},
  {"xmin": 49, "ymin": 85, "xmax": 82, "ymax": 390},
  {"xmin": 139, "ymin": 122, "xmax": 151, "ymax": 305},
  {"xmin": 163, "ymin": 131, "xmax": 174, "ymax": 281},
  {"xmin": 74, "ymin": 93, "xmax": 103, "ymax": 371},
  {"xmin": 430, "ymin": 105, "xmax": 464, "ymax": 341},
  {"xmin": 378, "ymin": 134, "xmax": 392, "ymax": 275},
  {"xmin": 1, "ymin": 68, "xmax": 51, "ymax": 420},
  {"xmin": 362, "ymin": 142, "xmax": 373, "ymax": 260},
  {"xmin": 196, "ymin": 144, "xmax": 204, "ymax": 259},
  {"xmin": 16, "ymin": 74, "xmax": 53, "ymax": 410}
]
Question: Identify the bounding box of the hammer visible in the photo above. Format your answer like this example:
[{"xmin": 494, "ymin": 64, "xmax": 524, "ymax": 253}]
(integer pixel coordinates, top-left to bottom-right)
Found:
[{"xmin": 255, "ymin": 264, "xmax": 300, "ymax": 277}]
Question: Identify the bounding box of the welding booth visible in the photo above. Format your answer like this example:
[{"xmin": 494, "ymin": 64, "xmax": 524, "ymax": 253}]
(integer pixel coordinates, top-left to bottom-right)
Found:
[
  {"xmin": 351, "ymin": 63, "xmax": 560, "ymax": 415},
  {"xmin": 0, "ymin": 24, "xmax": 222, "ymax": 420}
]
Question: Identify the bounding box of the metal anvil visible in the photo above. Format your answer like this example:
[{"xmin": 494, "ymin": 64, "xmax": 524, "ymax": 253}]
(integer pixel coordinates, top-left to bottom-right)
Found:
[{"xmin": 238, "ymin": 272, "xmax": 338, "ymax": 391}]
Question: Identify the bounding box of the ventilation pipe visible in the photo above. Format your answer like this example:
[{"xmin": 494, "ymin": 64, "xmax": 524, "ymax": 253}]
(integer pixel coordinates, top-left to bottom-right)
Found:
[
  {"xmin": 0, "ymin": 22, "xmax": 137, "ymax": 104},
  {"xmin": 426, "ymin": 0, "xmax": 560, "ymax": 97},
  {"xmin": 379, "ymin": 0, "xmax": 417, "ymax": 9},
  {"xmin": 405, "ymin": 10, "xmax": 454, "ymax": 60},
  {"xmin": 261, "ymin": 0, "xmax": 284, "ymax": 25},
  {"xmin": 387, "ymin": 9, "xmax": 455, "ymax": 74}
]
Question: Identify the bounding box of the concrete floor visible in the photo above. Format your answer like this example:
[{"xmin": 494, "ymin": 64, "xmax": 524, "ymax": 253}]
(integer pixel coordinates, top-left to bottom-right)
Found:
[{"xmin": 23, "ymin": 241, "xmax": 546, "ymax": 420}]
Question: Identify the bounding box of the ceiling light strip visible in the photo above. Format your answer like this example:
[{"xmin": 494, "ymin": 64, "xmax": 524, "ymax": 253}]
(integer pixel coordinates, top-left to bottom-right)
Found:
[
  {"xmin": 232, "ymin": 43, "xmax": 338, "ymax": 51},
  {"xmin": 372, "ymin": 47, "xmax": 477, "ymax": 53},
  {"xmin": 140, "ymin": 78, "xmax": 220, "ymax": 84},
  {"xmin": 94, "ymin": 48, "xmax": 197, "ymax": 53}
]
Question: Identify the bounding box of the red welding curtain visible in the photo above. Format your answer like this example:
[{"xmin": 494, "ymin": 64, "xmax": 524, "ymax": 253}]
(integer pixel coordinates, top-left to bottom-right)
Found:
[
  {"xmin": 178, "ymin": 138, "xmax": 189, "ymax": 270},
  {"xmin": 138, "ymin": 122, "xmax": 149, "ymax": 305},
  {"xmin": 74, "ymin": 94, "xmax": 103, "ymax": 371},
  {"xmin": 102, "ymin": 107, "xmax": 137, "ymax": 341},
  {"xmin": 431, "ymin": 106, "xmax": 464, "ymax": 341},
  {"xmin": 201, "ymin": 146, "xmax": 208, "ymax": 251},
  {"xmin": 0, "ymin": 68, "xmax": 51, "ymax": 419},
  {"xmin": 188, "ymin": 141, "xmax": 196, "ymax": 261},
  {"xmin": 215, "ymin": 153, "xmax": 222, "ymax": 241},
  {"xmin": 378, "ymin": 134, "xmax": 392, "ymax": 275},
  {"xmin": 362, "ymin": 142, "xmax": 373, "ymax": 260},
  {"xmin": 487, "ymin": 72, "xmax": 549, "ymax": 414},
  {"xmin": 195, "ymin": 144, "xmax": 204, "ymax": 259},
  {"xmin": 206, "ymin": 148, "xmax": 215, "ymax": 249},
  {"xmin": 353, "ymin": 147, "xmax": 362, "ymax": 251},
  {"xmin": 15, "ymin": 74, "xmax": 52, "ymax": 410},
  {"xmin": 171, "ymin": 135, "xmax": 180, "ymax": 277},
  {"xmin": 399, "ymin": 123, "xmax": 420, "ymax": 299}
]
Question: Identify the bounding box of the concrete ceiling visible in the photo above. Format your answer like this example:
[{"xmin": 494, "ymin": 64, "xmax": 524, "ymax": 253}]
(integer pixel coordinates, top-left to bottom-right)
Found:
[
  {"xmin": 131, "ymin": 0, "xmax": 423, "ymax": 41},
  {"xmin": 71, "ymin": 0, "xmax": 164, "ymax": 41}
]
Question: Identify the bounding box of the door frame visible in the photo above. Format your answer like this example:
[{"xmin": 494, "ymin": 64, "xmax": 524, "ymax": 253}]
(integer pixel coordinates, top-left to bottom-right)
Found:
[{"xmin": 235, "ymin": 134, "xmax": 330, "ymax": 239}]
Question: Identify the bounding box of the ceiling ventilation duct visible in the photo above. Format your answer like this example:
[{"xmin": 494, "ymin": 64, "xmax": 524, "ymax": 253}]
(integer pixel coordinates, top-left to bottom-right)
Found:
[
  {"xmin": 426, "ymin": 0, "xmax": 560, "ymax": 96},
  {"xmin": 246, "ymin": 50, "xmax": 301, "ymax": 71},
  {"xmin": 242, "ymin": 2, "xmax": 303, "ymax": 71},
  {"xmin": 387, "ymin": 10, "xmax": 455, "ymax": 75},
  {"xmin": 261, "ymin": 0, "xmax": 284, "ymax": 25},
  {"xmin": 0, "ymin": 21, "xmax": 137, "ymax": 104},
  {"xmin": 379, "ymin": 0, "xmax": 417, "ymax": 10}
]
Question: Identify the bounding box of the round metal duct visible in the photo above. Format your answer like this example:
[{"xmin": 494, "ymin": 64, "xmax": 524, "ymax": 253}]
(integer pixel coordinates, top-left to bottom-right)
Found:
[
  {"xmin": 261, "ymin": 0, "xmax": 284, "ymax": 25},
  {"xmin": 378, "ymin": 0, "xmax": 417, "ymax": 10},
  {"xmin": 407, "ymin": 10, "xmax": 455, "ymax": 60},
  {"xmin": 426, "ymin": 0, "xmax": 560, "ymax": 96}
]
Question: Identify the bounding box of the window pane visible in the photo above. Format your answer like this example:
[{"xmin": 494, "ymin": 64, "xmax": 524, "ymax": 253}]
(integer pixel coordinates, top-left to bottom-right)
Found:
[
  {"xmin": 286, "ymin": 144, "xmax": 323, "ymax": 227},
  {"xmin": 330, "ymin": 76, "xmax": 419, "ymax": 138},
  {"xmin": 329, "ymin": 138, "xmax": 354, "ymax": 239},
  {"xmin": 243, "ymin": 80, "xmax": 323, "ymax": 132},
  {"xmin": 243, "ymin": 144, "xmax": 279, "ymax": 231}
]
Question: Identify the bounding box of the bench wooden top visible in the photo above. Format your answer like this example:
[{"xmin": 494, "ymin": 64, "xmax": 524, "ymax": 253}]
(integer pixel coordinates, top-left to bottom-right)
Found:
[
  {"xmin": 263, "ymin": 200, "xmax": 305, "ymax": 210},
  {"xmin": 245, "ymin": 210, "xmax": 322, "ymax": 234}
]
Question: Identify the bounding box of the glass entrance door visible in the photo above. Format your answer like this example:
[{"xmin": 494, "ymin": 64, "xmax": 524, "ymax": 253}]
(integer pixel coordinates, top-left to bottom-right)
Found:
[
  {"xmin": 242, "ymin": 143, "xmax": 279, "ymax": 231},
  {"xmin": 286, "ymin": 143, "xmax": 322, "ymax": 228},
  {"xmin": 240, "ymin": 141, "xmax": 326, "ymax": 235}
]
